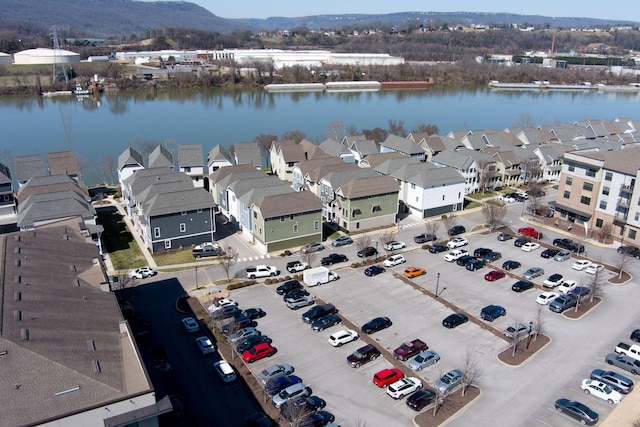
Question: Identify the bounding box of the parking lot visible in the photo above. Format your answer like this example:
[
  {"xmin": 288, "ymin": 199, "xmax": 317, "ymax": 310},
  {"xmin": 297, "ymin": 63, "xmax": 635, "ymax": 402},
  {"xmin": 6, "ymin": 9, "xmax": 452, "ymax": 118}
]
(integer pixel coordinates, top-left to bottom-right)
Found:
[{"xmin": 223, "ymin": 228, "xmax": 640, "ymax": 426}]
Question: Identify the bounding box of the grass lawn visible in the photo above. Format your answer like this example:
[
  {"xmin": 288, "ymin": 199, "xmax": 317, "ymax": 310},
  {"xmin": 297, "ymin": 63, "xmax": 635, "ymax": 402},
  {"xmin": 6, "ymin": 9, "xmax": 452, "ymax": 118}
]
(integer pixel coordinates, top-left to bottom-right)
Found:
[
  {"xmin": 154, "ymin": 250, "xmax": 203, "ymax": 266},
  {"xmin": 463, "ymin": 199, "xmax": 482, "ymax": 209},
  {"xmin": 97, "ymin": 208, "xmax": 147, "ymax": 270},
  {"xmin": 466, "ymin": 191, "xmax": 498, "ymax": 200}
]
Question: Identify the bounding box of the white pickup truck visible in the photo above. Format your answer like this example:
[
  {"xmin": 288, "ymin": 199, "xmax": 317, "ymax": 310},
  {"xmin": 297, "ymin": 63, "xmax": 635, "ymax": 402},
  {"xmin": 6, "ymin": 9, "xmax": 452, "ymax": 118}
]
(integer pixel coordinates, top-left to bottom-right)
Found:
[
  {"xmin": 245, "ymin": 265, "xmax": 279, "ymax": 279},
  {"xmin": 616, "ymin": 342, "xmax": 640, "ymax": 361}
]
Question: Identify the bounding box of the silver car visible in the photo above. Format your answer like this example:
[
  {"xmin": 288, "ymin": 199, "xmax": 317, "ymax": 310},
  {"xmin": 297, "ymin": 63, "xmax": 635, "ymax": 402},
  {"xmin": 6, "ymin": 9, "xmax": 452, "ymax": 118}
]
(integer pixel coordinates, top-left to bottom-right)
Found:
[
  {"xmin": 272, "ymin": 382, "xmax": 312, "ymax": 408},
  {"xmin": 554, "ymin": 250, "xmax": 572, "ymax": 262},
  {"xmin": 331, "ymin": 235, "xmax": 353, "ymax": 247},
  {"xmin": 258, "ymin": 363, "xmax": 294, "ymax": 385},
  {"xmin": 286, "ymin": 295, "xmax": 315, "ymax": 310},
  {"xmin": 434, "ymin": 369, "xmax": 464, "ymax": 393},
  {"xmin": 523, "ymin": 267, "xmax": 544, "ymax": 279},
  {"xmin": 228, "ymin": 327, "xmax": 260, "ymax": 343},
  {"xmin": 408, "ymin": 350, "xmax": 440, "ymax": 371}
]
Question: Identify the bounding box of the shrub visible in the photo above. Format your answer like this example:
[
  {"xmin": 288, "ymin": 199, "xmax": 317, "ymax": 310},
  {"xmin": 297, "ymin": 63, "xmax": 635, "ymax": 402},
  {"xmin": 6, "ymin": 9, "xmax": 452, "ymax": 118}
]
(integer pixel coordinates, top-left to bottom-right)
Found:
[{"xmin": 264, "ymin": 279, "xmax": 272, "ymax": 284}]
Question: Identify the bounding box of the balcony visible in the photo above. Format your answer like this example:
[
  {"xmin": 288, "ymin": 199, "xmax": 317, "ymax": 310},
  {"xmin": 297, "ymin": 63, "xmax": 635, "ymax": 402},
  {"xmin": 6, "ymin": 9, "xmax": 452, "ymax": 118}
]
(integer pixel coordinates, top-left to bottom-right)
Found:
[
  {"xmin": 620, "ymin": 183, "xmax": 635, "ymax": 194},
  {"xmin": 617, "ymin": 198, "xmax": 631, "ymax": 209},
  {"xmin": 614, "ymin": 212, "xmax": 629, "ymax": 227}
]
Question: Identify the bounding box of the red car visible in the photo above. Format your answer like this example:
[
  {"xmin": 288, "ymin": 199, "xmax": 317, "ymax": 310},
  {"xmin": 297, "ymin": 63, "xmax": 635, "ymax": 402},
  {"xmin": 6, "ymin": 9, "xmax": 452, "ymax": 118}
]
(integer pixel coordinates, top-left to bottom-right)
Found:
[
  {"xmin": 484, "ymin": 270, "xmax": 506, "ymax": 282},
  {"xmin": 518, "ymin": 227, "xmax": 543, "ymax": 239},
  {"xmin": 373, "ymin": 368, "xmax": 404, "ymax": 387},
  {"xmin": 242, "ymin": 343, "xmax": 276, "ymax": 363}
]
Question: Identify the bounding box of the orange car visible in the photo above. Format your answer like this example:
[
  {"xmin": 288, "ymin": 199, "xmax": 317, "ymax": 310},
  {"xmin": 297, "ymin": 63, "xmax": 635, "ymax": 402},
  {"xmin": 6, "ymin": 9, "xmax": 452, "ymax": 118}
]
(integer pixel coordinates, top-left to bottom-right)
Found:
[{"xmin": 403, "ymin": 267, "xmax": 426, "ymax": 278}]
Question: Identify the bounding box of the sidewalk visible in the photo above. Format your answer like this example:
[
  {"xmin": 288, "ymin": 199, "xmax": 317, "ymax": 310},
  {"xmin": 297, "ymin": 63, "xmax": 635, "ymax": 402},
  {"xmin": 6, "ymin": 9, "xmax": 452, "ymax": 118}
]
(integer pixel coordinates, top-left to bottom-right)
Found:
[{"xmin": 523, "ymin": 214, "xmax": 618, "ymax": 249}]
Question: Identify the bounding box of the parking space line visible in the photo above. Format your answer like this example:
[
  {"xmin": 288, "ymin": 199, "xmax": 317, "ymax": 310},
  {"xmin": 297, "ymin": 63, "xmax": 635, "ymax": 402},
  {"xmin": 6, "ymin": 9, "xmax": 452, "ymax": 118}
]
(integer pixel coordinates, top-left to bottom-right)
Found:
[{"xmin": 536, "ymin": 416, "xmax": 555, "ymax": 427}]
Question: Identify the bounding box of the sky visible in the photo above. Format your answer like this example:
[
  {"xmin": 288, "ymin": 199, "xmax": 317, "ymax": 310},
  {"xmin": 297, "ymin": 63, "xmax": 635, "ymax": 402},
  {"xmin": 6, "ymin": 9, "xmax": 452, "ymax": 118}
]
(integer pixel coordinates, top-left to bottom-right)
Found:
[{"xmin": 170, "ymin": 0, "xmax": 640, "ymax": 22}]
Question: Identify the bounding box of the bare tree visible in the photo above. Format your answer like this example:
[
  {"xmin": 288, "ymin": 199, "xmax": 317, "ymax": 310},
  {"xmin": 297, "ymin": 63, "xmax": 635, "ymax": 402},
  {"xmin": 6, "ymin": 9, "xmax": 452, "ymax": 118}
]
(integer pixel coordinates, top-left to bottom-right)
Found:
[
  {"xmin": 361, "ymin": 127, "xmax": 388, "ymax": 143},
  {"xmin": 476, "ymin": 159, "xmax": 499, "ymax": 194},
  {"xmin": 482, "ymin": 200, "xmax": 507, "ymax": 231},
  {"xmin": 350, "ymin": 417, "xmax": 370, "ymax": 427},
  {"xmin": 254, "ymin": 133, "xmax": 277, "ymax": 168},
  {"xmin": 379, "ymin": 230, "xmax": 397, "ymax": 255},
  {"xmin": 354, "ymin": 235, "xmax": 373, "ymax": 259},
  {"xmin": 218, "ymin": 246, "xmax": 238, "ymax": 282},
  {"xmin": 281, "ymin": 130, "xmax": 306, "ymax": 143},
  {"xmin": 616, "ymin": 249, "xmax": 632, "ymax": 280},
  {"xmin": 509, "ymin": 317, "xmax": 524, "ymax": 357},
  {"xmin": 460, "ymin": 349, "xmax": 482, "ymax": 396},
  {"xmin": 281, "ymin": 401, "xmax": 311, "ymax": 427},
  {"xmin": 598, "ymin": 222, "xmax": 613, "ymax": 243},
  {"xmin": 533, "ymin": 304, "xmax": 545, "ymax": 340},
  {"xmin": 432, "ymin": 385, "xmax": 452, "ymax": 416},
  {"xmin": 425, "ymin": 220, "xmax": 440, "ymax": 240},
  {"xmin": 527, "ymin": 183, "xmax": 544, "ymax": 216},
  {"xmin": 442, "ymin": 215, "xmax": 457, "ymax": 235},
  {"xmin": 412, "ymin": 122, "xmax": 439, "ymax": 135},
  {"xmin": 326, "ymin": 120, "xmax": 348, "ymax": 142},
  {"xmin": 582, "ymin": 267, "xmax": 605, "ymax": 303},
  {"xmin": 301, "ymin": 251, "xmax": 318, "ymax": 268},
  {"xmin": 520, "ymin": 157, "xmax": 542, "ymax": 184},
  {"xmin": 131, "ymin": 137, "xmax": 158, "ymax": 159},
  {"xmin": 513, "ymin": 112, "xmax": 535, "ymax": 128},
  {"xmin": 387, "ymin": 119, "xmax": 407, "ymax": 136}
]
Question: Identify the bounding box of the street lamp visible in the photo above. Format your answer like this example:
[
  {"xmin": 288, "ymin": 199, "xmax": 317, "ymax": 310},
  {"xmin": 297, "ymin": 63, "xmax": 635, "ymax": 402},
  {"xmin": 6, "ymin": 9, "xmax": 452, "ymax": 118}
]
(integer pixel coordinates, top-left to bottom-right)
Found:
[
  {"xmin": 195, "ymin": 265, "xmax": 199, "ymax": 290},
  {"xmin": 435, "ymin": 273, "xmax": 440, "ymax": 297}
]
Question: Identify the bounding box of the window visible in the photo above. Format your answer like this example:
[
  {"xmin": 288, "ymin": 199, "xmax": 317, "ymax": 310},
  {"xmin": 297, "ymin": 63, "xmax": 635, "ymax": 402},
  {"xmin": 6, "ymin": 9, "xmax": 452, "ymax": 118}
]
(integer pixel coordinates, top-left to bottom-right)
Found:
[
  {"xmin": 599, "ymin": 201, "xmax": 607, "ymax": 209},
  {"xmin": 442, "ymin": 195, "xmax": 445, "ymax": 201},
  {"xmin": 181, "ymin": 211, "xmax": 187, "ymax": 216},
  {"xmin": 410, "ymin": 183, "xmax": 416, "ymax": 189},
  {"xmin": 314, "ymin": 220, "xmax": 319, "ymax": 230},
  {"xmin": 602, "ymin": 186, "xmax": 610, "ymax": 196},
  {"xmin": 154, "ymin": 227, "xmax": 161, "ymax": 238},
  {"xmin": 565, "ymin": 177, "xmax": 573, "ymax": 185},
  {"xmin": 635, "ymin": 212, "xmax": 640, "ymax": 221},
  {"xmin": 568, "ymin": 164, "xmax": 575, "ymax": 172},
  {"xmin": 586, "ymin": 169, "xmax": 596, "ymax": 178},
  {"xmin": 293, "ymin": 223, "xmax": 298, "ymax": 233},
  {"xmin": 580, "ymin": 196, "xmax": 591, "ymax": 205},
  {"xmin": 583, "ymin": 182, "xmax": 593, "ymax": 191},
  {"xmin": 164, "ymin": 240, "xmax": 171, "ymax": 249},
  {"xmin": 372, "ymin": 206, "xmax": 381, "ymax": 213},
  {"xmin": 197, "ymin": 208, "xmax": 202, "ymax": 213},
  {"xmin": 184, "ymin": 166, "xmax": 191, "ymax": 173},
  {"xmin": 289, "ymin": 214, "xmax": 294, "ymax": 220},
  {"xmin": 563, "ymin": 191, "xmax": 570, "ymax": 199},
  {"xmin": 630, "ymin": 230, "xmax": 637, "ymax": 240},
  {"xmin": 605, "ymin": 171, "xmax": 613, "ymax": 181},
  {"xmin": 352, "ymin": 208, "xmax": 362, "ymax": 217},
  {"xmin": 356, "ymin": 222, "xmax": 360, "ymax": 229},
  {"xmin": 179, "ymin": 223, "xmax": 186, "ymax": 232},
  {"xmin": 595, "ymin": 218, "xmax": 603, "ymax": 227},
  {"xmin": 280, "ymin": 216, "xmax": 285, "ymax": 222},
  {"xmin": 253, "ymin": 211, "xmax": 257, "ymax": 219}
]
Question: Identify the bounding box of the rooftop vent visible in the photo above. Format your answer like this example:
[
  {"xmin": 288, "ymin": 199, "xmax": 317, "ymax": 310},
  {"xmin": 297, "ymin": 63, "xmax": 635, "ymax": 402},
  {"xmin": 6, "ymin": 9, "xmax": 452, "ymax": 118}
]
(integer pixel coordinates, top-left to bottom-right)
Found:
[
  {"xmin": 69, "ymin": 265, "xmax": 76, "ymax": 272},
  {"xmin": 14, "ymin": 292, "xmax": 21, "ymax": 301},
  {"xmin": 87, "ymin": 340, "xmax": 96, "ymax": 352},
  {"xmin": 92, "ymin": 360, "xmax": 102, "ymax": 374},
  {"xmin": 74, "ymin": 279, "xmax": 81, "ymax": 287},
  {"xmin": 14, "ymin": 247, "xmax": 20, "ymax": 254},
  {"xmin": 20, "ymin": 328, "xmax": 29, "ymax": 341},
  {"xmin": 54, "ymin": 386, "xmax": 80, "ymax": 396},
  {"xmin": 30, "ymin": 231, "xmax": 36, "ymax": 237},
  {"xmin": 63, "ymin": 235, "xmax": 69, "ymax": 241},
  {"xmin": 14, "ymin": 310, "xmax": 21, "ymax": 321},
  {"xmin": 14, "ymin": 259, "xmax": 20, "ymax": 267},
  {"xmin": 14, "ymin": 235, "xmax": 20, "ymax": 242},
  {"xmin": 14, "ymin": 275, "xmax": 21, "ymax": 284}
]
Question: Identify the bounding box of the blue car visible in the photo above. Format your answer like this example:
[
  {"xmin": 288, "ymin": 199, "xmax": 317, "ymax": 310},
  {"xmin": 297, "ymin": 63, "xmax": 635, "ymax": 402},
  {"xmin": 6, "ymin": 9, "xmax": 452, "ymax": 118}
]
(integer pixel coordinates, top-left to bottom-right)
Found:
[
  {"xmin": 480, "ymin": 305, "xmax": 506, "ymax": 321},
  {"xmin": 265, "ymin": 375, "xmax": 302, "ymax": 396},
  {"xmin": 364, "ymin": 265, "xmax": 386, "ymax": 276}
]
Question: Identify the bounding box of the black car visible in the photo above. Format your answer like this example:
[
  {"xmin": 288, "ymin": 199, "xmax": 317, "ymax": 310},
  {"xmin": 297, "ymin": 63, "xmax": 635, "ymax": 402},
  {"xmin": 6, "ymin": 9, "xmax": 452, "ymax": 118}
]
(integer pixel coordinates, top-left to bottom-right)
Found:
[
  {"xmin": 456, "ymin": 255, "xmax": 475, "ymax": 266},
  {"xmin": 347, "ymin": 344, "xmax": 381, "ymax": 367},
  {"xmin": 298, "ymin": 410, "xmax": 335, "ymax": 427},
  {"xmin": 465, "ymin": 259, "xmax": 485, "ymax": 271},
  {"xmin": 511, "ymin": 280, "xmax": 534, "ymax": 292},
  {"xmin": 311, "ymin": 314, "xmax": 341, "ymax": 331},
  {"xmin": 406, "ymin": 389, "xmax": 437, "ymax": 411},
  {"xmin": 242, "ymin": 308, "xmax": 266, "ymax": 320},
  {"xmin": 276, "ymin": 280, "xmax": 303, "ymax": 295},
  {"xmin": 631, "ymin": 329, "xmax": 640, "ymax": 342},
  {"xmin": 618, "ymin": 245, "xmax": 640, "ymax": 258},
  {"xmin": 361, "ymin": 316, "xmax": 392, "ymax": 334},
  {"xmin": 280, "ymin": 396, "xmax": 327, "ymax": 421},
  {"xmin": 502, "ymin": 260, "xmax": 521, "ymax": 271},
  {"xmin": 364, "ymin": 265, "xmax": 385, "ymax": 276},
  {"xmin": 442, "ymin": 313, "xmax": 468, "ymax": 328},
  {"xmin": 541, "ymin": 248, "xmax": 559, "ymax": 258},
  {"xmin": 221, "ymin": 317, "xmax": 256, "ymax": 335},
  {"xmin": 236, "ymin": 335, "xmax": 273, "ymax": 353},
  {"xmin": 448, "ymin": 225, "xmax": 466, "ymax": 236},
  {"xmin": 473, "ymin": 247, "xmax": 492, "ymax": 258},
  {"xmin": 514, "ymin": 237, "xmax": 530, "ymax": 247},
  {"xmin": 321, "ymin": 253, "xmax": 348, "ymax": 266},
  {"xmin": 497, "ymin": 232, "xmax": 513, "ymax": 241},
  {"xmin": 428, "ymin": 244, "xmax": 448, "ymax": 253},
  {"xmin": 480, "ymin": 305, "xmax": 506, "ymax": 321},
  {"xmin": 554, "ymin": 399, "xmax": 598, "ymax": 426},
  {"xmin": 211, "ymin": 305, "xmax": 242, "ymax": 319},
  {"xmin": 302, "ymin": 304, "xmax": 337, "ymax": 324},
  {"xmin": 357, "ymin": 246, "xmax": 378, "ymax": 258},
  {"xmin": 553, "ymin": 238, "xmax": 585, "ymax": 253},
  {"xmin": 414, "ymin": 233, "xmax": 438, "ymax": 244},
  {"xmin": 483, "ymin": 251, "xmax": 502, "ymax": 262},
  {"xmin": 284, "ymin": 288, "xmax": 309, "ymax": 302}
]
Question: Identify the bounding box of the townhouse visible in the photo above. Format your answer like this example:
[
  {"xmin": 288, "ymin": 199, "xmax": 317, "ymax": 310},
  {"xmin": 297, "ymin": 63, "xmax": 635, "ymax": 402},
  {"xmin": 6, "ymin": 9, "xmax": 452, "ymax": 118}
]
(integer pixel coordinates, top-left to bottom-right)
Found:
[{"xmin": 178, "ymin": 143, "xmax": 206, "ymax": 188}]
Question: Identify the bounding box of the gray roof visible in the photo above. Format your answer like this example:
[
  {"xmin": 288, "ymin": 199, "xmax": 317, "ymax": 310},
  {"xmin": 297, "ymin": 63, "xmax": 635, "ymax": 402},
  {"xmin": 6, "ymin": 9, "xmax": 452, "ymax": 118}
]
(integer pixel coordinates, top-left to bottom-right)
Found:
[
  {"xmin": 209, "ymin": 164, "xmax": 257, "ymax": 182},
  {"xmin": 123, "ymin": 167, "xmax": 188, "ymax": 200},
  {"xmin": 17, "ymin": 190, "xmax": 95, "ymax": 228},
  {"xmin": 1, "ymin": 219, "xmax": 151, "ymax": 426},
  {"xmin": 0, "ymin": 161, "xmax": 12, "ymax": 184},
  {"xmin": 294, "ymin": 157, "xmax": 345, "ymax": 177},
  {"xmin": 305, "ymin": 162, "xmax": 360, "ymax": 184},
  {"xmin": 321, "ymin": 168, "xmax": 378, "ymax": 189},
  {"xmin": 351, "ymin": 139, "xmax": 379, "ymax": 157},
  {"xmin": 238, "ymin": 182, "xmax": 294, "ymax": 206},
  {"xmin": 232, "ymin": 142, "xmax": 262, "ymax": 167},
  {"xmin": 178, "ymin": 144, "xmax": 204, "ymax": 168},
  {"xmin": 431, "ymin": 150, "xmax": 475, "ymax": 170},
  {"xmin": 374, "ymin": 156, "xmax": 421, "ymax": 176},
  {"xmin": 207, "ymin": 145, "xmax": 233, "ymax": 165},
  {"xmin": 462, "ymin": 133, "xmax": 487, "ymax": 150},
  {"xmin": 254, "ymin": 191, "xmax": 322, "ymax": 218},
  {"xmin": 336, "ymin": 174, "xmax": 399, "ymax": 199},
  {"xmin": 14, "ymin": 154, "xmax": 46, "ymax": 183},
  {"xmin": 148, "ymin": 145, "xmax": 174, "ymax": 169},
  {"xmin": 381, "ymin": 134, "xmax": 423, "ymax": 155},
  {"xmin": 342, "ymin": 135, "xmax": 367, "ymax": 148},
  {"xmin": 318, "ymin": 138, "xmax": 351, "ymax": 157},
  {"xmin": 390, "ymin": 162, "xmax": 465, "ymax": 187},
  {"xmin": 144, "ymin": 187, "xmax": 214, "ymax": 217},
  {"xmin": 17, "ymin": 174, "xmax": 88, "ymax": 203},
  {"xmin": 359, "ymin": 152, "xmax": 407, "ymax": 169},
  {"xmin": 215, "ymin": 169, "xmax": 267, "ymax": 190},
  {"xmin": 46, "ymin": 151, "xmax": 79, "ymax": 176},
  {"xmin": 228, "ymin": 175, "xmax": 284, "ymax": 200},
  {"xmin": 117, "ymin": 147, "xmax": 144, "ymax": 171}
]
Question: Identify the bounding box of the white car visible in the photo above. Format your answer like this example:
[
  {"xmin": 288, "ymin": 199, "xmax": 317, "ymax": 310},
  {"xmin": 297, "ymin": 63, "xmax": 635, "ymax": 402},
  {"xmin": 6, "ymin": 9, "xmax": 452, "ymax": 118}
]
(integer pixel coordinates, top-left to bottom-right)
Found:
[
  {"xmin": 182, "ymin": 317, "xmax": 200, "ymax": 332},
  {"xmin": 207, "ymin": 298, "xmax": 237, "ymax": 312},
  {"xmin": 543, "ymin": 274, "xmax": 564, "ymax": 288},
  {"xmin": 580, "ymin": 379, "xmax": 622, "ymax": 404},
  {"xmin": 447, "ymin": 237, "xmax": 468, "ymax": 249},
  {"xmin": 383, "ymin": 255, "xmax": 406, "ymax": 267},
  {"xmin": 585, "ymin": 264, "xmax": 604, "ymax": 275},
  {"xmin": 213, "ymin": 359, "xmax": 237, "ymax": 382},
  {"xmin": 386, "ymin": 377, "xmax": 422, "ymax": 399},
  {"xmin": 328, "ymin": 329, "xmax": 359, "ymax": 347},
  {"xmin": 572, "ymin": 260, "xmax": 593, "ymax": 271},
  {"xmin": 536, "ymin": 291, "xmax": 559, "ymax": 305},
  {"xmin": 444, "ymin": 249, "xmax": 469, "ymax": 262},
  {"xmin": 557, "ymin": 279, "xmax": 578, "ymax": 294},
  {"xmin": 499, "ymin": 194, "xmax": 515, "ymax": 203},
  {"xmin": 384, "ymin": 241, "xmax": 406, "ymax": 251},
  {"xmin": 521, "ymin": 242, "xmax": 540, "ymax": 252},
  {"xmin": 196, "ymin": 336, "xmax": 215, "ymax": 355},
  {"xmin": 128, "ymin": 266, "xmax": 156, "ymax": 279}
]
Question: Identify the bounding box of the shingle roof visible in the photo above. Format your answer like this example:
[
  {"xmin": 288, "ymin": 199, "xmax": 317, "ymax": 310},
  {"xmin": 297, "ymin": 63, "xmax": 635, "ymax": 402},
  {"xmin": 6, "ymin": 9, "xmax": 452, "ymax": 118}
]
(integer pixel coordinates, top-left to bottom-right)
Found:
[
  {"xmin": 359, "ymin": 152, "xmax": 406, "ymax": 169},
  {"xmin": 320, "ymin": 167, "xmax": 378, "ymax": 189},
  {"xmin": 0, "ymin": 161, "xmax": 10, "ymax": 185},
  {"xmin": 238, "ymin": 182, "xmax": 294, "ymax": 206},
  {"xmin": 374, "ymin": 156, "xmax": 420, "ymax": 176},
  {"xmin": 207, "ymin": 145, "xmax": 233, "ymax": 165},
  {"xmin": 342, "ymin": 135, "xmax": 367, "ymax": 149},
  {"xmin": 148, "ymin": 145, "xmax": 174, "ymax": 169},
  {"xmin": 390, "ymin": 162, "xmax": 465, "ymax": 187},
  {"xmin": 117, "ymin": 147, "xmax": 144, "ymax": 171},
  {"xmin": 381, "ymin": 134, "xmax": 423, "ymax": 155},
  {"xmin": 14, "ymin": 154, "xmax": 46, "ymax": 183},
  {"xmin": 144, "ymin": 187, "xmax": 214, "ymax": 216},
  {"xmin": 294, "ymin": 157, "xmax": 345, "ymax": 177},
  {"xmin": 17, "ymin": 190, "xmax": 95, "ymax": 228},
  {"xmin": 254, "ymin": 191, "xmax": 322, "ymax": 218},
  {"xmin": 123, "ymin": 167, "xmax": 188, "ymax": 200},
  {"xmin": 350, "ymin": 139, "xmax": 379, "ymax": 157},
  {"xmin": 306, "ymin": 162, "xmax": 360, "ymax": 184},
  {"xmin": 46, "ymin": 151, "xmax": 79, "ymax": 176},
  {"xmin": 336, "ymin": 174, "xmax": 399, "ymax": 199},
  {"xmin": 232, "ymin": 142, "xmax": 262, "ymax": 167},
  {"xmin": 209, "ymin": 164, "xmax": 257, "ymax": 182},
  {"xmin": 576, "ymin": 146, "xmax": 640, "ymax": 176},
  {"xmin": 178, "ymin": 144, "xmax": 204, "ymax": 168},
  {"xmin": 431, "ymin": 150, "xmax": 475, "ymax": 170},
  {"xmin": 17, "ymin": 174, "xmax": 88, "ymax": 203},
  {"xmin": 318, "ymin": 138, "xmax": 351, "ymax": 157}
]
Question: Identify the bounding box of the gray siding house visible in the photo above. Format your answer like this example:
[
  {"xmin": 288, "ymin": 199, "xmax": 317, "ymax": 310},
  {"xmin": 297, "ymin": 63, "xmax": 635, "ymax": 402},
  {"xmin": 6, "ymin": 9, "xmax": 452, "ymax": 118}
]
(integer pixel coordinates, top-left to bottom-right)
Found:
[{"xmin": 0, "ymin": 162, "xmax": 16, "ymax": 216}]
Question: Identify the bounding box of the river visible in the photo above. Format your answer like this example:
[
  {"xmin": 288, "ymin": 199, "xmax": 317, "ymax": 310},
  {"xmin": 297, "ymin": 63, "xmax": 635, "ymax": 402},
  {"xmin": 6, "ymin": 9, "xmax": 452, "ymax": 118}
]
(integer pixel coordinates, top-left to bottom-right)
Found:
[{"xmin": 1, "ymin": 86, "xmax": 639, "ymax": 185}]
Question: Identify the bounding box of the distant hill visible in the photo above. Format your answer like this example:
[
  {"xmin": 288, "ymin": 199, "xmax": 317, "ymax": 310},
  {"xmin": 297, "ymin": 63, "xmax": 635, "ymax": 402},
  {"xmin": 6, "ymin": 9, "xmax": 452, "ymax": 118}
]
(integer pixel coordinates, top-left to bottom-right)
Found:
[
  {"xmin": 1, "ymin": 1, "xmax": 637, "ymax": 37},
  {"xmin": 238, "ymin": 11, "xmax": 639, "ymax": 31},
  {"xmin": 0, "ymin": 0, "xmax": 250, "ymax": 36}
]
